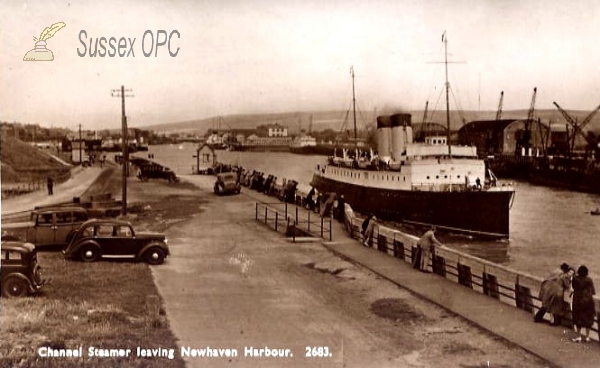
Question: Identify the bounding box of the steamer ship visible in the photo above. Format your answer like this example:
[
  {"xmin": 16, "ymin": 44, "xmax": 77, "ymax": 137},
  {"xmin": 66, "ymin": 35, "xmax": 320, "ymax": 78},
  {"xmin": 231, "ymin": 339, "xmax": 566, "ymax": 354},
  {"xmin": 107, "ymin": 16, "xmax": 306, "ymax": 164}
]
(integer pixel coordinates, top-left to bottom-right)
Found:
[{"xmin": 311, "ymin": 35, "xmax": 515, "ymax": 239}]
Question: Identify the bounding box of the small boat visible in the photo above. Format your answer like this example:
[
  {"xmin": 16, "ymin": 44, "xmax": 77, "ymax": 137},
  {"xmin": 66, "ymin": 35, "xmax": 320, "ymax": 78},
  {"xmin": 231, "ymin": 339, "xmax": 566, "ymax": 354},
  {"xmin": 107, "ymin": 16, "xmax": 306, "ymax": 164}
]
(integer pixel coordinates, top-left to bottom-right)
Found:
[{"xmin": 591, "ymin": 209, "xmax": 600, "ymax": 216}]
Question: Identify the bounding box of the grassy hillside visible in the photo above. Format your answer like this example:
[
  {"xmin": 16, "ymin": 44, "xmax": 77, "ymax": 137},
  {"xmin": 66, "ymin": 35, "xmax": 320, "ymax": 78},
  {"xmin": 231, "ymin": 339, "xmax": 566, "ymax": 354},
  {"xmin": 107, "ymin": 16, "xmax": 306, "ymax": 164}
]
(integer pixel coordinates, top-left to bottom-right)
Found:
[
  {"xmin": 0, "ymin": 135, "xmax": 70, "ymax": 183},
  {"xmin": 142, "ymin": 109, "xmax": 600, "ymax": 136}
]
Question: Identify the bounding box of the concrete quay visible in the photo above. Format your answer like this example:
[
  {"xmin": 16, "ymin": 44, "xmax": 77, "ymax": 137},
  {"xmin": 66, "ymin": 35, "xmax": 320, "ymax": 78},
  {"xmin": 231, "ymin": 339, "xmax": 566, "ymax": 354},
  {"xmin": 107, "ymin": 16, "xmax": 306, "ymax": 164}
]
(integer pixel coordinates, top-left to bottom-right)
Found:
[
  {"xmin": 2, "ymin": 169, "xmax": 599, "ymax": 367},
  {"xmin": 226, "ymin": 175, "xmax": 600, "ymax": 368}
]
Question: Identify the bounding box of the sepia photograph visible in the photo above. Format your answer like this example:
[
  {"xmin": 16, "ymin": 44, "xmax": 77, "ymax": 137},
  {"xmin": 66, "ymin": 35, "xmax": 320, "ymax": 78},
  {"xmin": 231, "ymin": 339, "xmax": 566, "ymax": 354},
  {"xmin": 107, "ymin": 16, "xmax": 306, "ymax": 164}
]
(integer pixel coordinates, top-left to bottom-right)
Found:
[{"xmin": 1, "ymin": 0, "xmax": 599, "ymax": 367}]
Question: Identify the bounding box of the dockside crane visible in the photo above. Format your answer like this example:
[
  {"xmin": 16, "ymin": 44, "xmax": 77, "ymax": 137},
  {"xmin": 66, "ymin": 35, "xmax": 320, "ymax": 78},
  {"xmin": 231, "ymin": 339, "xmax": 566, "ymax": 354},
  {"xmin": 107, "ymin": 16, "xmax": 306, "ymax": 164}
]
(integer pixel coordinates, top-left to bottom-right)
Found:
[
  {"xmin": 525, "ymin": 87, "xmax": 537, "ymax": 152},
  {"xmin": 495, "ymin": 91, "xmax": 504, "ymax": 121},
  {"xmin": 553, "ymin": 101, "xmax": 600, "ymax": 158},
  {"xmin": 516, "ymin": 87, "xmax": 537, "ymax": 155}
]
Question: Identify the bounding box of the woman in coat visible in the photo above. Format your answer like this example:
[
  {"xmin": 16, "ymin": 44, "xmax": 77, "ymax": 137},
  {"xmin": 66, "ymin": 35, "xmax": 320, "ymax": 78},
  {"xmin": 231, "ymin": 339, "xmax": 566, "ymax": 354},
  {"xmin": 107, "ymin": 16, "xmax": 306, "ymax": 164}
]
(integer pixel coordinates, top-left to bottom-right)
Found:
[
  {"xmin": 534, "ymin": 263, "xmax": 573, "ymax": 326},
  {"xmin": 571, "ymin": 265, "xmax": 596, "ymax": 342}
]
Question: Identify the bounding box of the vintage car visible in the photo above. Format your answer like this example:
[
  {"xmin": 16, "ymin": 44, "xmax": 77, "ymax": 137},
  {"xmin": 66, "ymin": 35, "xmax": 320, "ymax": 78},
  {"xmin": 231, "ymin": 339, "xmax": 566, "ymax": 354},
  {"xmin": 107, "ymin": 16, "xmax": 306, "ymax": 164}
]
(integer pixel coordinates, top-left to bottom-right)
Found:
[
  {"xmin": 1, "ymin": 207, "xmax": 88, "ymax": 247},
  {"xmin": 136, "ymin": 163, "xmax": 178, "ymax": 183},
  {"xmin": 63, "ymin": 219, "xmax": 169, "ymax": 265},
  {"xmin": 1, "ymin": 241, "xmax": 46, "ymax": 297},
  {"xmin": 214, "ymin": 172, "xmax": 241, "ymax": 195}
]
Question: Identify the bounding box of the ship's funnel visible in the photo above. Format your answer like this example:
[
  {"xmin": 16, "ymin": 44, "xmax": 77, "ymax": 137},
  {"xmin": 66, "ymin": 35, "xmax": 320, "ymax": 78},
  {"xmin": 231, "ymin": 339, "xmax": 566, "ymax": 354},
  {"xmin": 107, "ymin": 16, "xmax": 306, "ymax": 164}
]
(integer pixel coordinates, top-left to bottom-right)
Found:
[
  {"xmin": 390, "ymin": 113, "xmax": 412, "ymax": 160},
  {"xmin": 376, "ymin": 116, "xmax": 392, "ymax": 162}
]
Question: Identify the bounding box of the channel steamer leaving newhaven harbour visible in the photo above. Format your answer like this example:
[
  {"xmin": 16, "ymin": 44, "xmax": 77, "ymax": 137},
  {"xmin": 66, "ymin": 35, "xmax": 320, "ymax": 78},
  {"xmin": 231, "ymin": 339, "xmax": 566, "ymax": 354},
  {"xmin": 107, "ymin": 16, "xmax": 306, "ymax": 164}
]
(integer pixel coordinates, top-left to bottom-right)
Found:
[
  {"xmin": 311, "ymin": 113, "xmax": 515, "ymax": 239},
  {"xmin": 311, "ymin": 43, "xmax": 515, "ymax": 239}
]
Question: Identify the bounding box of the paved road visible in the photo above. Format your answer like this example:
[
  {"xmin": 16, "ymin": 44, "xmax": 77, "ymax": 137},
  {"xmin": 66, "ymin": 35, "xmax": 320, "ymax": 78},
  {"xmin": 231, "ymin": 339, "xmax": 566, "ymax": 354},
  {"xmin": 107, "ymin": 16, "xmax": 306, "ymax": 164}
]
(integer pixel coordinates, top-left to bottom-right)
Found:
[
  {"xmin": 152, "ymin": 175, "xmax": 552, "ymax": 368},
  {"xmin": 1, "ymin": 166, "xmax": 106, "ymax": 216}
]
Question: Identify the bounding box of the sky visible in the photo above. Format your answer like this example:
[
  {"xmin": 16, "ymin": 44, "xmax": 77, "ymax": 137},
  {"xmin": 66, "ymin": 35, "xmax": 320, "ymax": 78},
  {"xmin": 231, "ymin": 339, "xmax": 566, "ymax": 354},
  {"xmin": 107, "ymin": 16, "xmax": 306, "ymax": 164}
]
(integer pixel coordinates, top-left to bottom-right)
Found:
[{"xmin": 1, "ymin": 0, "xmax": 599, "ymax": 131}]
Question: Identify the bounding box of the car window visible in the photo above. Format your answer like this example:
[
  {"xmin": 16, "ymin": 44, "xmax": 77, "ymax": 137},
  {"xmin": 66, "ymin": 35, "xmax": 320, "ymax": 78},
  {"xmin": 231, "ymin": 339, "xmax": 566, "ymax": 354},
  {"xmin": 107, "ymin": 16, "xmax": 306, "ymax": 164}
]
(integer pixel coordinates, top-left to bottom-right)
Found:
[
  {"xmin": 2, "ymin": 250, "xmax": 22, "ymax": 264},
  {"xmin": 96, "ymin": 225, "xmax": 114, "ymax": 237},
  {"xmin": 116, "ymin": 226, "xmax": 133, "ymax": 237},
  {"xmin": 38, "ymin": 213, "xmax": 54, "ymax": 226},
  {"xmin": 73, "ymin": 211, "xmax": 87, "ymax": 222},
  {"xmin": 56, "ymin": 211, "xmax": 73, "ymax": 224},
  {"xmin": 83, "ymin": 226, "xmax": 94, "ymax": 238}
]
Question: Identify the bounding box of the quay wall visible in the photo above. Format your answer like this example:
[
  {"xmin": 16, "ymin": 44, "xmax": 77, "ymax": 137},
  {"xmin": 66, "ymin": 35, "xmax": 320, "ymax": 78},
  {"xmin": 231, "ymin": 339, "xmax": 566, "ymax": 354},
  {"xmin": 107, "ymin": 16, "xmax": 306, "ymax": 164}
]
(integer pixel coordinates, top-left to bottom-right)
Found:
[{"xmin": 340, "ymin": 203, "xmax": 600, "ymax": 342}]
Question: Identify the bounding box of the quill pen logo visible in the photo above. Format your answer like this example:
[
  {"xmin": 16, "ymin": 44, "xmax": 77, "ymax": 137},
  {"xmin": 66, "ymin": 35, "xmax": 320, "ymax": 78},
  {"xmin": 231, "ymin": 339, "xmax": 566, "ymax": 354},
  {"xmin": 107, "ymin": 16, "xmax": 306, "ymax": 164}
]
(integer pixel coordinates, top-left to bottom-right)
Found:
[{"xmin": 23, "ymin": 22, "xmax": 66, "ymax": 61}]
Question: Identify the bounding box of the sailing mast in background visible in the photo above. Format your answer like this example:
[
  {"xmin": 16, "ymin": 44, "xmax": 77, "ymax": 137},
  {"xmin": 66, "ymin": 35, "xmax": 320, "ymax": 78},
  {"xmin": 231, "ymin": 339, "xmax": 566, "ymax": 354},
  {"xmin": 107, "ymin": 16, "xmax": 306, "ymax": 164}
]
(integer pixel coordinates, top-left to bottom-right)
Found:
[
  {"xmin": 351, "ymin": 66, "xmax": 357, "ymax": 145},
  {"xmin": 442, "ymin": 31, "xmax": 451, "ymax": 157}
]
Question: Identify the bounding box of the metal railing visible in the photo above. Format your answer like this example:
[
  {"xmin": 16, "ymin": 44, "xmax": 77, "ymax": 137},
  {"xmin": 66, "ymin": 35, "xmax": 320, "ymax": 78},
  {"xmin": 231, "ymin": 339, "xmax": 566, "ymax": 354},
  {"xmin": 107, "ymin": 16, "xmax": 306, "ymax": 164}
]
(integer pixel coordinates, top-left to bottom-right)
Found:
[
  {"xmin": 254, "ymin": 201, "xmax": 332, "ymax": 242},
  {"xmin": 1, "ymin": 169, "xmax": 72, "ymax": 199},
  {"xmin": 343, "ymin": 206, "xmax": 600, "ymax": 342}
]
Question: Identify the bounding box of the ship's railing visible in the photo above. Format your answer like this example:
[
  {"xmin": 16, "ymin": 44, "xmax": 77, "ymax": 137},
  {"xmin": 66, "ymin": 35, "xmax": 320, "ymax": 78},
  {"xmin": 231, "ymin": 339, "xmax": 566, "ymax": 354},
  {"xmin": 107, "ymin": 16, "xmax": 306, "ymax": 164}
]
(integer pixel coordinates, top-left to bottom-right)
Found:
[
  {"xmin": 341, "ymin": 205, "xmax": 600, "ymax": 342},
  {"xmin": 254, "ymin": 201, "xmax": 332, "ymax": 242}
]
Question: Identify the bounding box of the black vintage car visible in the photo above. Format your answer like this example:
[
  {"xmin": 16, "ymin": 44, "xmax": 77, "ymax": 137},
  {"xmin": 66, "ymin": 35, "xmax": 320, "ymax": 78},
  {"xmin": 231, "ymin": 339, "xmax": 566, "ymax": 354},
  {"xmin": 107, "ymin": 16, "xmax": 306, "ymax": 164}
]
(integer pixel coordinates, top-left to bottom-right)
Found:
[
  {"xmin": 1, "ymin": 241, "xmax": 46, "ymax": 297},
  {"xmin": 214, "ymin": 172, "xmax": 242, "ymax": 195},
  {"xmin": 137, "ymin": 163, "xmax": 178, "ymax": 183},
  {"xmin": 63, "ymin": 219, "xmax": 170, "ymax": 265}
]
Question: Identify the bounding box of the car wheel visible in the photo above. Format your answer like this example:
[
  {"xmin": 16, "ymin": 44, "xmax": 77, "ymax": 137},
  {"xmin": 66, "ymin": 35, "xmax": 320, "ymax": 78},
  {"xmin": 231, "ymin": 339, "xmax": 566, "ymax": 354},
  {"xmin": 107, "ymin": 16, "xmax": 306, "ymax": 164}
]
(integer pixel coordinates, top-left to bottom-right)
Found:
[
  {"xmin": 80, "ymin": 245, "xmax": 100, "ymax": 262},
  {"xmin": 2, "ymin": 275, "xmax": 30, "ymax": 297},
  {"xmin": 144, "ymin": 247, "xmax": 165, "ymax": 265}
]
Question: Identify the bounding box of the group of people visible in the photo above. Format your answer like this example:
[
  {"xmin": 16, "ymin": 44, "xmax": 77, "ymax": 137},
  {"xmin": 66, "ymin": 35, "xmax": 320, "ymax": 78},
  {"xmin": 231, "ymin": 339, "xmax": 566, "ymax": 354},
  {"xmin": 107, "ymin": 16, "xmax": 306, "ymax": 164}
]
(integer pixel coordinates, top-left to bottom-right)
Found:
[
  {"xmin": 359, "ymin": 219, "xmax": 596, "ymax": 344},
  {"xmin": 535, "ymin": 262, "xmax": 596, "ymax": 343}
]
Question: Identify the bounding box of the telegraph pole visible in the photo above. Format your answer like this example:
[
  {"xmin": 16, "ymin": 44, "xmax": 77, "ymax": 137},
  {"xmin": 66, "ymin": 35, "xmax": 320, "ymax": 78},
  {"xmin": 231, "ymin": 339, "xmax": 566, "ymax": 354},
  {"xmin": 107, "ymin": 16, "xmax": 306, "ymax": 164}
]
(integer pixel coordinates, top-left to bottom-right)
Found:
[
  {"xmin": 111, "ymin": 86, "xmax": 134, "ymax": 215},
  {"xmin": 78, "ymin": 124, "xmax": 82, "ymax": 163}
]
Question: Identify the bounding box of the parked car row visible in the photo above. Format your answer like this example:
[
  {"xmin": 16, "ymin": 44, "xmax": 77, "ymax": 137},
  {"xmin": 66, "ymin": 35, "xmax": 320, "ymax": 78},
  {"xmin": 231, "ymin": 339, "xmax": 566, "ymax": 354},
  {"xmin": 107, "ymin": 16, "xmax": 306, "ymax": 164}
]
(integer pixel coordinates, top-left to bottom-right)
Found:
[{"xmin": 1, "ymin": 207, "xmax": 170, "ymax": 298}]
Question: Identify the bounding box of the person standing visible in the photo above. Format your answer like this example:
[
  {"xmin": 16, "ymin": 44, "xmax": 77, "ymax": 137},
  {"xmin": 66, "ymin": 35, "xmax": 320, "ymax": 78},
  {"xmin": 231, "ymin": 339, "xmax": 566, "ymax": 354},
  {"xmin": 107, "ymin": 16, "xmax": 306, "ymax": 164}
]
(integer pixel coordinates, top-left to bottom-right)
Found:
[
  {"xmin": 46, "ymin": 176, "xmax": 54, "ymax": 195},
  {"xmin": 360, "ymin": 213, "xmax": 375, "ymax": 246},
  {"xmin": 417, "ymin": 227, "xmax": 444, "ymax": 272},
  {"xmin": 335, "ymin": 195, "xmax": 345, "ymax": 223},
  {"xmin": 571, "ymin": 265, "xmax": 596, "ymax": 342},
  {"xmin": 534, "ymin": 263, "xmax": 573, "ymax": 325},
  {"xmin": 362, "ymin": 215, "xmax": 377, "ymax": 247}
]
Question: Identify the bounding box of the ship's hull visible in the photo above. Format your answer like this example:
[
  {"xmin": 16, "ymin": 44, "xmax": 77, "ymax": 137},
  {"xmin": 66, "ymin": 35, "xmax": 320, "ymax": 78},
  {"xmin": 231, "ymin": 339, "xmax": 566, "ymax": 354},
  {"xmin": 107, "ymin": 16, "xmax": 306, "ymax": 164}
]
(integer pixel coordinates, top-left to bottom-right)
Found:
[
  {"xmin": 311, "ymin": 173, "xmax": 514, "ymax": 239},
  {"xmin": 289, "ymin": 145, "xmax": 335, "ymax": 156}
]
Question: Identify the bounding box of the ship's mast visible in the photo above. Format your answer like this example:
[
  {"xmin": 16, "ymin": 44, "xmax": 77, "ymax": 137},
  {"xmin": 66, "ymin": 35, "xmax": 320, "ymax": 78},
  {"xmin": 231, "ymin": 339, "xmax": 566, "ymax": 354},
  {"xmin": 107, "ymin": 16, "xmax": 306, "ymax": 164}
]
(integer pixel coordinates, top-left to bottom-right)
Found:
[
  {"xmin": 351, "ymin": 66, "xmax": 357, "ymax": 145},
  {"xmin": 443, "ymin": 31, "xmax": 451, "ymax": 157}
]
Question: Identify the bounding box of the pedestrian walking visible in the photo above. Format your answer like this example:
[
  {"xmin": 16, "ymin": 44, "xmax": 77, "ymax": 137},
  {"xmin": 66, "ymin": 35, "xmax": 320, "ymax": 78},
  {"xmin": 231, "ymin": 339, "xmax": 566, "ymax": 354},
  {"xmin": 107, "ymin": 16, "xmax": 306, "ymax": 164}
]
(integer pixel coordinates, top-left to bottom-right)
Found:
[
  {"xmin": 534, "ymin": 263, "xmax": 573, "ymax": 325},
  {"xmin": 571, "ymin": 265, "xmax": 596, "ymax": 342},
  {"xmin": 417, "ymin": 227, "xmax": 444, "ymax": 272},
  {"xmin": 47, "ymin": 176, "xmax": 54, "ymax": 195}
]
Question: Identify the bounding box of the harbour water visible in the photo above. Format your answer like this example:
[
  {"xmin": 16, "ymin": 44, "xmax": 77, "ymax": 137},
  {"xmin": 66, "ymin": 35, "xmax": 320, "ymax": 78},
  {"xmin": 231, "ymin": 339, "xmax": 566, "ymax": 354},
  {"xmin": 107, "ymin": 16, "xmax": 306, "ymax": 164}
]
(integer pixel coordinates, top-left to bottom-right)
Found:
[{"xmin": 136, "ymin": 143, "xmax": 600, "ymax": 284}]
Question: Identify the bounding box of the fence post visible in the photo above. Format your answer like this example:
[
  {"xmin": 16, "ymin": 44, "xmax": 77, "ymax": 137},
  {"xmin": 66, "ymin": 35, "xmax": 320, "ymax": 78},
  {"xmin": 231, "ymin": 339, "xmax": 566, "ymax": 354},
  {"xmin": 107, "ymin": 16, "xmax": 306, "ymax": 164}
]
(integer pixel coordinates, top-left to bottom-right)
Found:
[
  {"xmin": 285, "ymin": 202, "xmax": 288, "ymax": 219},
  {"xmin": 295, "ymin": 206, "xmax": 298, "ymax": 224},
  {"xmin": 320, "ymin": 216, "xmax": 324, "ymax": 238},
  {"xmin": 329, "ymin": 216, "xmax": 332, "ymax": 242},
  {"xmin": 293, "ymin": 221, "xmax": 297, "ymax": 243},
  {"xmin": 308, "ymin": 211, "xmax": 310, "ymax": 233},
  {"xmin": 264, "ymin": 206, "xmax": 267, "ymax": 224},
  {"xmin": 255, "ymin": 203, "xmax": 258, "ymax": 220},
  {"xmin": 275, "ymin": 212, "xmax": 278, "ymax": 232}
]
